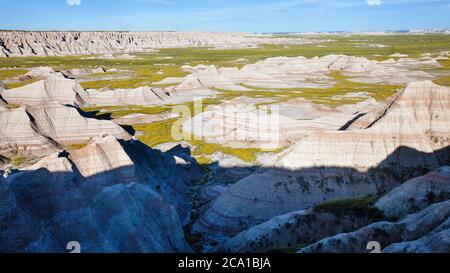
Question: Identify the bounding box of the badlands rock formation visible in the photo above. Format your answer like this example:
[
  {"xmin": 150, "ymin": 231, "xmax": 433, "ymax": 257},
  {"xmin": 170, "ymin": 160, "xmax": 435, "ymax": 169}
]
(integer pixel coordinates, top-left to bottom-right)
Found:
[
  {"xmin": 194, "ymin": 81, "xmax": 450, "ymax": 239},
  {"xmin": 0, "ymin": 97, "xmax": 6, "ymax": 107},
  {"xmin": 299, "ymin": 200, "xmax": 450, "ymax": 253},
  {"xmin": 61, "ymin": 67, "xmax": 106, "ymax": 78},
  {"xmin": 216, "ymin": 167, "xmax": 449, "ymax": 253},
  {"xmin": 0, "ymin": 135, "xmax": 199, "ymax": 252},
  {"xmin": 216, "ymin": 209, "xmax": 376, "ymax": 253},
  {"xmin": 183, "ymin": 96, "xmax": 379, "ymax": 149},
  {"xmin": 0, "ymin": 106, "xmax": 59, "ymax": 158},
  {"xmin": 0, "ymin": 31, "xmax": 313, "ymax": 57},
  {"xmin": 82, "ymin": 86, "xmax": 170, "ymax": 106},
  {"xmin": 0, "ymin": 32, "xmax": 448, "ymax": 253},
  {"xmin": 194, "ymin": 167, "xmax": 395, "ymax": 239},
  {"xmin": 1, "ymin": 79, "xmax": 88, "ymax": 106},
  {"xmin": 375, "ymin": 166, "xmax": 450, "ymax": 219},
  {"xmin": 113, "ymin": 111, "xmax": 179, "ymax": 126},
  {"xmin": 179, "ymin": 55, "xmax": 441, "ymax": 149},
  {"xmin": 0, "ymin": 83, "xmax": 6, "ymax": 107},
  {"xmin": 1, "ymin": 78, "xmax": 174, "ymax": 107},
  {"xmin": 278, "ymin": 81, "xmax": 450, "ymax": 171},
  {"xmin": 176, "ymin": 55, "xmax": 434, "ymax": 92},
  {"xmin": 179, "ymin": 99, "xmax": 374, "ymax": 160},
  {"xmin": 25, "ymin": 103, "xmax": 131, "ymax": 145},
  {"xmin": 0, "ymin": 103, "xmax": 130, "ymax": 159}
]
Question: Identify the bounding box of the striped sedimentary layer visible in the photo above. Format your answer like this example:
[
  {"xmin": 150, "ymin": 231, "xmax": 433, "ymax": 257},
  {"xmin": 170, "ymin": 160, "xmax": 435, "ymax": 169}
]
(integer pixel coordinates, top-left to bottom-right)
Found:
[
  {"xmin": 279, "ymin": 81, "xmax": 450, "ymax": 170},
  {"xmin": 0, "ymin": 106, "xmax": 58, "ymax": 158},
  {"xmin": 1, "ymin": 78, "xmax": 172, "ymax": 107},
  {"xmin": 194, "ymin": 81, "xmax": 450, "ymax": 239},
  {"xmin": 176, "ymin": 55, "xmax": 435, "ymax": 91},
  {"xmin": 0, "ymin": 31, "xmax": 312, "ymax": 57},
  {"xmin": 0, "ymin": 103, "xmax": 130, "ymax": 159},
  {"xmin": 1, "ymin": 79, "xmax": 88, "ymax": 106}
]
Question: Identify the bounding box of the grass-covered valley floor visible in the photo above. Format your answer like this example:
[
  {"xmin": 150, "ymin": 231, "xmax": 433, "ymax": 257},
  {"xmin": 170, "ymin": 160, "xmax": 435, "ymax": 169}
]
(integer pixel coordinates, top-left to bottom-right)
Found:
[{"xmin": 1, "ymin": 34, "xmax": 449, "ymax": 165}]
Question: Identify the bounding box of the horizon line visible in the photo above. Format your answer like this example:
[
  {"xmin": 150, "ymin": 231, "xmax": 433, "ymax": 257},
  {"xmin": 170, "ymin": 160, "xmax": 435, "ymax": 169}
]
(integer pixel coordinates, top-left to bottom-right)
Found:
[{"xmin": 1, "ymin": 28, "xmax": 450, "ymax": 34}]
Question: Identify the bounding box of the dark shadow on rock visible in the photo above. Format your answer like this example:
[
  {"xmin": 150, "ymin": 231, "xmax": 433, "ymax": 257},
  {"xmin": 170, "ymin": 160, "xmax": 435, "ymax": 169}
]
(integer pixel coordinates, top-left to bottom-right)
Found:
[
  {"xmin": 119, "ymin": 124, "xmax": 135, "ymax": 136},
  {"xmin": 0, "ymin": 94, "xmax": 8, "ymax": 105},
  {"xmin": 68, "ymin": 105, "xmax": 113, "ymax": 121},
  {"xmin": 2, "ymin": 157, "xmax": 192, "ymax": 252},
  {"xmin": 187, "ymin": 145, "xmax": 450, "ymax": 242},
  {"xmin": 64, "ymin": 105, "xmax": 135, "ymax": 135},
  {"xmin": 339, "ymin": 113, "xmax": 366, "ymax": 131},
  {"xmin": 0, "ymin": 139, "xmax": 448, "ymax": 253}
]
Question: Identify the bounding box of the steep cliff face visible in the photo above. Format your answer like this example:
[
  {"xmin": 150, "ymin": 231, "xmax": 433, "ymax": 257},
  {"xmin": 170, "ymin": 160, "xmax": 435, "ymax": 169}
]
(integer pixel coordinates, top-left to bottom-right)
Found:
[
  {"xmin": 0, "ymin": 135, "xmax": 199, "ymax": 252},
  {"xmin": 278, "ymin": 81, "xmax": 450, "ymax": 171}
]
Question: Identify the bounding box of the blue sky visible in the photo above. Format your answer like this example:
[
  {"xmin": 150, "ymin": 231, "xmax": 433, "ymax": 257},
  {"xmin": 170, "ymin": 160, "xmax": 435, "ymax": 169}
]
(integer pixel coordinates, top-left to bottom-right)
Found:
[{"xmin": 1, "ymin": 0, "xmax": 450, "ymax": 32}]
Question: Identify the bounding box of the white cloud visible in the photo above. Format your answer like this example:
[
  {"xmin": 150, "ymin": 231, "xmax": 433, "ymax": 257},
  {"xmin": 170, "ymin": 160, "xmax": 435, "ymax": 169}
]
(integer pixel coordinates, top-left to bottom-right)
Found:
[
  {"xmin": 67, "ymin": 0, "xmax": 81, "ymax": 6},
  {"xmin": 366, "ymin": 0, "xmax": 382, "ymax": 6}
]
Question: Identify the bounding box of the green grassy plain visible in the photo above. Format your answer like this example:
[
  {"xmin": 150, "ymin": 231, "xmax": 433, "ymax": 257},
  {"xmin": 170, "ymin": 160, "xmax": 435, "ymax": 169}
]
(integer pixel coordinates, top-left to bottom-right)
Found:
[
  {"xmin": 433, "ymin": 59, "xmax": 450, "ymax": 86},
  {"xmin": 0, "ymin": 69, "xmax": 28, "ymax": 80},
  {"xmin": 214, "ymin": 71, "xmax": 401, "ymax": 107},
  {"xmin": 132, "ymin": 116, "xmax": 265, "ymax": 163},
  {"xmin": 1, "ymin": 34, "xmax": 449, "ymax": 89},
  {"xmin": 81, "ymin": 105, "xmax": 168, "ymax": 119},
  {"xmin": 314, "ymin": 195, "xmax": 384, "ymax": 221},
  {"xmin": 1, "ymin": 34, "xmax": 448, "ymax": 163}
]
